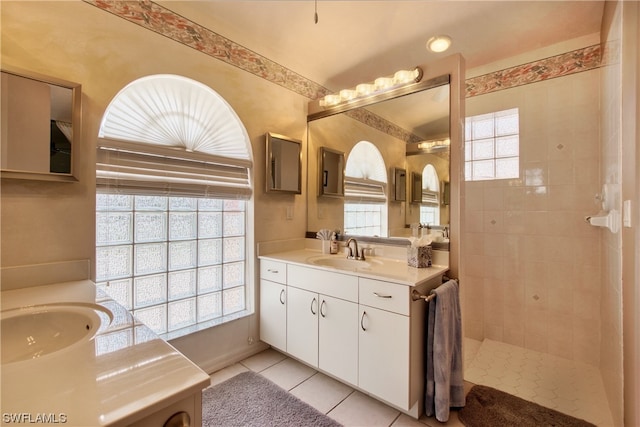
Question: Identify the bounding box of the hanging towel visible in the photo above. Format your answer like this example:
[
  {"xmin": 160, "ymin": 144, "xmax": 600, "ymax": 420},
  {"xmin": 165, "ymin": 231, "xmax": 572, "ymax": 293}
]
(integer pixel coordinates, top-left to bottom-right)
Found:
[{"xmin": 424, "ymin": 279, "xmax": 464, "ymax": 422}]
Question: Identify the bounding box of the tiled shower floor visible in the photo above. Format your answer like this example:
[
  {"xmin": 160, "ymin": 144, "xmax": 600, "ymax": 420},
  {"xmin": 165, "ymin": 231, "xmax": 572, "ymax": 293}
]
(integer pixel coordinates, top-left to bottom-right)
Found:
[{"xmin": 464, "ymin": 338, "xmax": 615, "ymax": 426}]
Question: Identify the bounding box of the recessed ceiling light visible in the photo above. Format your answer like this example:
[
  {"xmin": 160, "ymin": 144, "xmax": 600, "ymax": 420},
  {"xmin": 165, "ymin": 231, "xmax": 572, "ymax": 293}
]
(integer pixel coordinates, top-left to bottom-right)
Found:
[{"xmin": 426, "ymin": 35, "xmax": 452, "ymax": 53}]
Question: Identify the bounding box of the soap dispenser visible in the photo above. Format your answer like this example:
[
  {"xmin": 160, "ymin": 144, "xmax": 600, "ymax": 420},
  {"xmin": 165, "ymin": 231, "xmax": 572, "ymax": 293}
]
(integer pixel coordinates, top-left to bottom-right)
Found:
[{"xmin": 330, "ymin": 230, "xmax": 339, "ymax": 254}]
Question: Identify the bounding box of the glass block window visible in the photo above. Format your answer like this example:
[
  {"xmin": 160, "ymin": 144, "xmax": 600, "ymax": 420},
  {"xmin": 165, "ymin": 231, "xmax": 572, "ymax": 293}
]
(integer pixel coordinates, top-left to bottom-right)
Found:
[
  {"xmin": 96, "ymin": 194, "xmax": 247, "ymax": 336},
  {"xmin": 465, "ymin": 108, "xmax": 520, "ymax": 181},
  {"xmin": 344, "ymin": 203, "xmax": 384, "ymax": 237}
]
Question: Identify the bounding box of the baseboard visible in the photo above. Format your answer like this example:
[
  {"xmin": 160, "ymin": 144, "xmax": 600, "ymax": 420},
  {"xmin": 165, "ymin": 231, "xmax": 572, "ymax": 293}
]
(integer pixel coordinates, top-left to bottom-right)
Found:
[{"xmin": 197, "ymin": 342, "xmax": 270, "ymax": 375}]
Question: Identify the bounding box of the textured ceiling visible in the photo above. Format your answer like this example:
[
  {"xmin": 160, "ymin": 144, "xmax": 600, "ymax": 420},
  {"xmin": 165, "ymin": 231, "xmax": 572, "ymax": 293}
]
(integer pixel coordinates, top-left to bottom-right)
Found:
[{"xmin": 158, "ymin": 1, "xmax": 604, "ymax": 91}]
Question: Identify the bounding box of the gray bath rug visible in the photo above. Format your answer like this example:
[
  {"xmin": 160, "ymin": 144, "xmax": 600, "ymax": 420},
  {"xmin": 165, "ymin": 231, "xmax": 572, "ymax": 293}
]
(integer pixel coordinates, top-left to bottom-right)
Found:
[
  {"xmin": 458, "ymin": 384, "xmax": 596, "ymax": 427},
  {"xmin": 201, "ymin": 371, "xmax": 343, "ymax": 427}
]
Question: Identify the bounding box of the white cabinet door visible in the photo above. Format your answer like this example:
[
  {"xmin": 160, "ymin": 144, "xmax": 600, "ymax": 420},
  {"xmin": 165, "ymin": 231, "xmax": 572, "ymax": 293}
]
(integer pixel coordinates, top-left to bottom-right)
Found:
[
  {"xmin": 259, "ymin": 279, "xmax": 287, "ymax": 351},
  {"xmin": 287, "ymin": 286, "xmax": 319, "ymax": 367},
  {"xmin": 318, "ymin": 295, "xmax": 358, "ymax": 386},
  {"xmin": 358, "ymin": 305, "xmax": 410, "ymax": 410}
]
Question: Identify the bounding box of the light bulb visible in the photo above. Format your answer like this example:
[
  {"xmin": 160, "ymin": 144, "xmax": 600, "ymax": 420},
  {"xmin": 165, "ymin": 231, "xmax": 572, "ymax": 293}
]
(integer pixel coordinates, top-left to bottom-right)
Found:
[
  {"xmin": 339, "ymin": 89, "xmax": 357, "ymax": 101},
  {"xmin": 355, "ymin": 83, "xmax": 375, "ymax": 96},
  {"xmin": 321, "ymin": 94, "xmax": 342, "ymax": 107},
  {"xmin": 393, "ymin": 69, "xmax": 418, "ymax": 84},
  {"xmin": 374, "ymin": 77, "xmax": 394, "ymax": 90}
]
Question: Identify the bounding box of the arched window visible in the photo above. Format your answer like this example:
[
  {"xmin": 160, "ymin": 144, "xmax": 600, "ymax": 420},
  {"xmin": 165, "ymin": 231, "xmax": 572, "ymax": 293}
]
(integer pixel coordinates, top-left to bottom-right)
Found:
[
  {"xmin": 344, "ymin": 141, "xmax": 387, "ymax": 237},
  {"xmin": 95, "ymin": 75, "xmax": 253, "ymax": 338},
  {"xmin": 420, "ymin": 164, "xmax": 440, "ymax": 225}
]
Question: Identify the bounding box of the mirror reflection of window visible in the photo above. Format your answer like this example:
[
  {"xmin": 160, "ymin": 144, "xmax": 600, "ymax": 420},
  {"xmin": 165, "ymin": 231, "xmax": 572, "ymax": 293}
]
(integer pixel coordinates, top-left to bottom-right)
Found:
[
  {"xmin": 420, "ymin": 164, "xmax": 440, "ymax": 225},
  {"xmin": 344, "ymin": 141, "xmax": 387, "ymax": 237}
]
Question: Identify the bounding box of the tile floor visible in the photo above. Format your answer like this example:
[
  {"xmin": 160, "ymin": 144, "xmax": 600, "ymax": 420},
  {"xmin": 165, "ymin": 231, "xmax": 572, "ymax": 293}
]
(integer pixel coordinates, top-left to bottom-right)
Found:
[
  {"xmin": 208, "ymin": 339, "xmax": 614, "ymax": 426},
  {"xmin": 209, "ymin": 348, "xmax": 468, "ymax": 427}
]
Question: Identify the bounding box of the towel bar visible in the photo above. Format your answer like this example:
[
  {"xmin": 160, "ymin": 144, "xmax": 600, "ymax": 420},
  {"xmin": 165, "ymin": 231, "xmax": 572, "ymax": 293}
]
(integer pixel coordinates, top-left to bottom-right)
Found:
[
  {"xmin": 411, "ymin": 276, "xmax": 459, "ymax": 302},
  {"xmin": 411, "ymin": 289, "xmax": 436, "ymax": 302}
]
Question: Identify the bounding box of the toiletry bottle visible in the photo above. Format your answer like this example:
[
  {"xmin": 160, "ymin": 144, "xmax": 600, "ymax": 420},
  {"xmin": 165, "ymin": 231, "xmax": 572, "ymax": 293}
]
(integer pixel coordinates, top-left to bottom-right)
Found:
[{"xmin": 330, "ymin": 232, "xmax": 339, "ymax": 254}]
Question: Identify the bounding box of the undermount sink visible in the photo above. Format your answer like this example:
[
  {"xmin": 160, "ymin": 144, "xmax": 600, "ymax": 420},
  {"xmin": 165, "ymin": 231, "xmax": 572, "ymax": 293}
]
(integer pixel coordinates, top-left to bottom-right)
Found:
[
  {"xmin": 1, "ymin": 303, "xmax": 113, "ymax": 364},
  {"xmin": 307, "ymin": 256, "xmax": 383, "ymax": 271}
]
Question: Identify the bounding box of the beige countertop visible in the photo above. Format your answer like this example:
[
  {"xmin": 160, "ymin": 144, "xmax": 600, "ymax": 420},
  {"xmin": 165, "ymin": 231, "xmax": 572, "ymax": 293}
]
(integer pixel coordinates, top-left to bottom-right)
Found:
[
  {"xmin": 259, "ymin": 248, "xmax": 448, "ymax": 286},
  {"xmin": 0, "ymin": 280, "xmax": 210, "ymax": 426}
]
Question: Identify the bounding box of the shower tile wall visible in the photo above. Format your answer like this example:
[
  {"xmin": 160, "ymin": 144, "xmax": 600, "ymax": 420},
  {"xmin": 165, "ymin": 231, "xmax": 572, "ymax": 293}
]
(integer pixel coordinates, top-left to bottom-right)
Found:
[{"xmin": 461, "ymin": 68, "xmax": 602, "ymax": 366}]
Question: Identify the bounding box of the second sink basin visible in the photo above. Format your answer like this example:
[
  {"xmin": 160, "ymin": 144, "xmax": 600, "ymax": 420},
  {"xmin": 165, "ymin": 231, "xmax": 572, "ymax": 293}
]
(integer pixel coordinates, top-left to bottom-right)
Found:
[
  {"xmin": 1, "ymin": 303, "xmax": 113, "ymax": 365},
  {"xmin": 307, "ymin": 256, "xmax": 383, "ymax": 271}
]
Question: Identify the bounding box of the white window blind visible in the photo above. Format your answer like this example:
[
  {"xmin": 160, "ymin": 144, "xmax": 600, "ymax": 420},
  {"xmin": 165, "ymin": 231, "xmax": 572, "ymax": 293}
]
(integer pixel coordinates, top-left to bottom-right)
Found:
[
  {"xmin": 96, "ymin": 74, "xmax": 253, "ymax": 199},
  {"xmin": 97, "ymin": 139, "xmax": 252, "ymax": 199},
  {"xmin": 421, "ymin": 190, "xmax": 439, "ymax": 206},
  {"xmin": 344, "ymin": 176, "xmax": 386, "ymax": 203}
]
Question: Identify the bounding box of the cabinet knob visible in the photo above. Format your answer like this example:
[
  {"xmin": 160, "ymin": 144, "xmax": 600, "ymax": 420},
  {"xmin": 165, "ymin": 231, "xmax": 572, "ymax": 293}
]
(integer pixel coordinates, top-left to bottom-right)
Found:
[
  {"xmin": 320, "ymin": 300, "xmax": 327, "ymax": 318},
  {"xmin": 267, "ymin": 268, "xmax": 279, "ymax": 273},
  {"xmin": 279, "ymin": 289, "xmax": 285, "ymax": 305},
  {"xmin": 164, "ymin": 411, "xmax": 191, "ymax": 427},
  {"xmin": 311, "ymin": 297, "xmax": 317, "ymax": 315},
  {"xmin": 361, "ymin": 311, "xmax": 367, "ymax": 331}
]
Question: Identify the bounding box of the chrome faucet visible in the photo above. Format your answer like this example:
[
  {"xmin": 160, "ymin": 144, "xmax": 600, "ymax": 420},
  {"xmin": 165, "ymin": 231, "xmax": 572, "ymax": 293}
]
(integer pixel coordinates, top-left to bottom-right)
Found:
[{"xmin": 346, "ymin": 238, "xmax": 365, "ymax": 261}]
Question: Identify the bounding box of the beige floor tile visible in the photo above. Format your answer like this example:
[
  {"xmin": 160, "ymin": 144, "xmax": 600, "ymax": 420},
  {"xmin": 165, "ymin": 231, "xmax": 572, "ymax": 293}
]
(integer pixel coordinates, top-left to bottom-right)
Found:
[
  {"xmin": 391, "ymin": 413, "xmax": 427, "ymax": 426},
  {"xmin": 239, "ymin": 347, "xmax": 286, "ymax": 372},
  {"xmin": 420, "ymin": 410, "xmax": 465, "ymax": 427},
  {"xmin": 328, "ymin": 391, "xmax": 400, "ymax": 427},
  {"xmin": 208, "ymin": 362, "xmax": 248, "ymax": 387},
  {"xmin": 290, "ymin": 372, "xmax": 354, "ymax": 414},
  {"xmin": 259, "ymin": 357, "xmax": 317, "ymax": 391}
]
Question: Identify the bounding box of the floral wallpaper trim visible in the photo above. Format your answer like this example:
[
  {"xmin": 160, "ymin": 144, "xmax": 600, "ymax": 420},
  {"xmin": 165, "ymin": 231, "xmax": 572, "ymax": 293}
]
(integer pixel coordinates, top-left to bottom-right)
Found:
[{"xmin": 466, "ymin": 45, "xmax": 602, "ymax": 97}]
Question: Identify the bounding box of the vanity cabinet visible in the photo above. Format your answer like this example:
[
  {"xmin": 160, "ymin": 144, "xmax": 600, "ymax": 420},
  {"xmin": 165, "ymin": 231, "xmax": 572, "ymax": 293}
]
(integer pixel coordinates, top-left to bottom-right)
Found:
[
  {"xmin": 318, "ymin": 294, "xmax": 358, "ymax": 385},
  {"xmin": 287, "ymin": 265, "xmax": 359, "ymax": 386},
  {"xmin": 286, "ymin": 286, "xmax": 319, "ymax": 365},
  {"xmin": 259, "ymin": 255, "xmax": 441, "ymax": 418},
  {"xmin": 259, "ymin": 260, "xmax": 287, "ymax": 352},
  {"xmin": 358, "ymin": 278, "xmax": 412, "ymax": 411}
]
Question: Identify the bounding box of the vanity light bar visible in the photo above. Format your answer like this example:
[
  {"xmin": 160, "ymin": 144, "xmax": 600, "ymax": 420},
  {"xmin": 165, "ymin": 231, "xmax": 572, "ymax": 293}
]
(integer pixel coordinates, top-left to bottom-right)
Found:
[
  {"xmin": 417, "ymin": 138, "xmax": 450, "ymax": 151},
  {"xmin": 320, "ymin": 67, "xmax": 424, "ymax": 108}
]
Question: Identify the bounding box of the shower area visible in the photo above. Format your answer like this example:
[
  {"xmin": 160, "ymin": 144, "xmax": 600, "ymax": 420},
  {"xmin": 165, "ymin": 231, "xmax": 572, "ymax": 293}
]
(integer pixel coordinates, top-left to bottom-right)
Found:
[{"xmin": 458, "ymin": 3, "xmax": 631, "ymax": 425}]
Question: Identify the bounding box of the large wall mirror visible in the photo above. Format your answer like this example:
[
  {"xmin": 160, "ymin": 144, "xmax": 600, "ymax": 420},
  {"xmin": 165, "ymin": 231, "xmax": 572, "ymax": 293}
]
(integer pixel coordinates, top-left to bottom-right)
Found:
[
  {"xmin": 306, "ymin": 54, "xmax": 465, "ymax": 277},
  {"xmin": 1, "ymin": 68, "xmax": 81, "ymax": 182},
  {"xmin": 266, "ymin": 132, "xmax": 302, "ymax": 194}
]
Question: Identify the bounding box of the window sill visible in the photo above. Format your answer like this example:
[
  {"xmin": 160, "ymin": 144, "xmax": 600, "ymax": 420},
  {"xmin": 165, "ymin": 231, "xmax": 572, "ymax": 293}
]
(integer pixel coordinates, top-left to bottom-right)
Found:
[{"xmin": 161, "ymin": 309, "xmax": 252, "ymax": 341}]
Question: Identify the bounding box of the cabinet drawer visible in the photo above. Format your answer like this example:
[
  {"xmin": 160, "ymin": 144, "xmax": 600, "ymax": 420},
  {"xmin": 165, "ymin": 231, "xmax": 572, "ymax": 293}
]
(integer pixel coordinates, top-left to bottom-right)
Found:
[
  {"xmin": 260, "ymin": 260, "xmax": 287, "ymax": 284},
  {"xmin": 288, "ymin": 265, "xmax": 358, "ymax": 302},
  {"xmin": 359, "ymin": 278, "xmax": 410, "ymax": 315}
]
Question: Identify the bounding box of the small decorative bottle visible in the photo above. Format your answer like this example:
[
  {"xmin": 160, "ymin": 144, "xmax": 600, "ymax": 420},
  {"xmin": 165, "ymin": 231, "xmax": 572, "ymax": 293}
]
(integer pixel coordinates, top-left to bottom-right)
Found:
[{"xmin": 330, "ymin": 232, "xmax": 339, "ymax": 254}]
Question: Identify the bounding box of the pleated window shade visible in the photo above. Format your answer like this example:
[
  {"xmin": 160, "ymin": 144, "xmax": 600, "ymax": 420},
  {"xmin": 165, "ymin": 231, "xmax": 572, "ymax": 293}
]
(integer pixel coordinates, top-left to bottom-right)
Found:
[
  {"xmin": 344, "ymin": 141, "xmax": 387, "ymax": 203},
  {"xmin": 97, "ymin": 139, "xmax": 252, "ymax": 198},
  {"xmin": 344, "ymin": 177, "xmax": 386, "ymax": 203},
  {"xmin": 421, "ymin": 190, "xmax": 439, "ymax": 206},
  {"xmin": 97, "ymin": 74, "xmax": 252, "ymax": 199}
]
